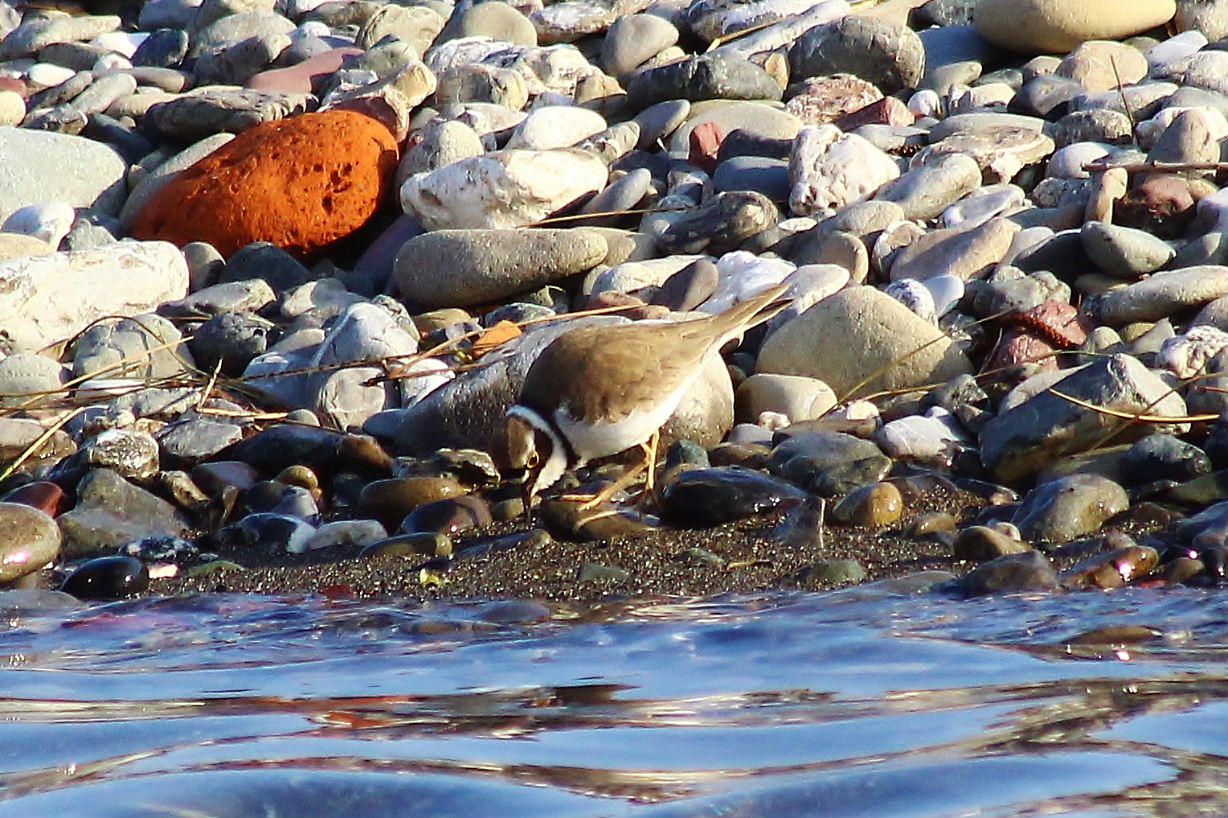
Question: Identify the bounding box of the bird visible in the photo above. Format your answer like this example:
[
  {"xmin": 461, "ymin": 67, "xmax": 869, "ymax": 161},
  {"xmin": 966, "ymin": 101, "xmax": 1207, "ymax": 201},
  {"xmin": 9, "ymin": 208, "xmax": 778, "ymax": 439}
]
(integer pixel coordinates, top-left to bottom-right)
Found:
[{"xmin": 495, "ymin": 283, "xmax": 792, "ymax": 509}]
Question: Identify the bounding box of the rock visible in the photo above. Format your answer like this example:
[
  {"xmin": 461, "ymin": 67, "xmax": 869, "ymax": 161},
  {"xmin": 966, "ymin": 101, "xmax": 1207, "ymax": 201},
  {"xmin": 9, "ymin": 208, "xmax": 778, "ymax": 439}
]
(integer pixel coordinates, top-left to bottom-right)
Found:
[
  {"xmin": 355, "ymin": 3, "xmax": 443, "ymax": 53},
  {"xmin": 758, "ymin": 286, "xmax": 973, "ymax": 398},
  {"xmin": 785, "ymin": 75, "xmax": 883, "ymax": 126},
  {"xmin": 1121, "ymin": 433, "xmax": 1211, "ymax": 485},
  {"xmin": 394, "ymin": 228, "xmax": 607, "ymax": 309},
  {"xmin": 398, "ymin": 495, "xmax": 492, "ymax": 536},
  {"xmin": 71, "ymin": 313, "xmax": 192, "ymax": 381},
  {"xmin": 957, "ymin": 549, "xmax": 1059, "ymax": 597},
  {"xmin": 214, "ymin": 424, "xmax": 392, "ymax": 479},
  {"xmin": 1011, "ymin": 474, "xmax": 1129, "ymax": 543},
  {"xmin": 400, "ymin": 148, "xmax": 609, "ymax": 231},
  {"xmin": 507, "ymin": 105, "xmax": 607, "ymax": 150},
  {"xmin": 119, "ymin": 133, "xmax": 235, "ymax": 229},
  {"xmin": 735, "ymin": 373, "xmax": 837, "ymax": 423},
  {"xmin": 361, "ymin": 531, "xmax": 453, "ymax": 560},
  {"xmin": 796, "ymin": 558, "xmax": 868, "ymax": 586},
  {"xmin": 602, "ymin": 13, "xmax": 678, "ymax": 77},
  {"xmin": 789, "ymin": 16, "xmax": 925, "ymax": 95},
  {"xmin": 60, "ymin": 555, "xmax": 149, "ymax": 599},
  {"xmin": 889, "ymin": 217, "xmax": 1018, "ymax": 282},
  {"xmin": 1062, "ymin": 544, "xmax": 1160, "ymax": 588},
  {"xmin": 767, "ymin": 430, "xmax": 891, "ymax": 495},
  {"xmin": 0, "ymin": 241, "xmax": 189, "ymax": 353},
  {"xmin": 975, "ymin": 0, "xmax": 1178, "ymax": 54},
  {"xmin": 1174, "ymin": 0, "xmax": 1228, "ymax": 40},
  {"xmin": 979, "ymin": 354, "xmax": 1189, "ymax": 482},
  {"xmin": 0, "ymin": 129, "xmax": 126, "ymax": 224},
  {"xmin": 2, "ymin": 202, "xmax": 75, "ymax": 247},
  {"xmin": 358, "ymin": 476, "xmax": 467, "ymax": 529},
  {"xmin": 788, "ymin": 124, "xmax": 901, "ymax": 216},
  {"xmin": 876, "ymin": 408, "xmax": 969, "ymax": 462},
  {"xmin": 669, "ymin": 101, "xmax": 803, "ymax": 153},
  {"xmin": 1080, "ymin": 221, "xmax": 1175, "ymax": 279},
  {"xmin": 57, "ymin": 469, "xmax": 190, "ymax": 558},
  {"xmin": 627, "ymin": 53, "xmax": 783, "ymax": 109},
  {"xmin": 146, "ymin": 88, "xmax": 312, "ymax": 143},
  {"xmin": 659, "ymin": 466, "xmax": 807, "ymax": 527},
  {"xmin": 131, "ymin": 109, "xmax": 398, "ymax": 258},
  {"xmin": 0, "ymin": 502, "xmax": 61, "ymax": 583},
  {"xmin": 874, "ymin": 152, "xmax": 982, "ymax": 222},
  {"xmin": 1087, "ymin": 266, "xmax": 1228, "ymax": 325},
  {"xmin": 1056, "ymin": 41, "xmax": 1150, "ymax": 92},
  {"xmin": 829, "ymin": 481, "xmax": 904, "ymax": 527},
  {"xmin": 440, "ymin": 1, "xmax": 537, "ymax": 46},
  {"xmin": 952, "ymin": 525, "xmax": 1030, "ymax": 561},
  {"xmin": 0, "ymin": 353, "xmax": 64, "ymax": 410}
]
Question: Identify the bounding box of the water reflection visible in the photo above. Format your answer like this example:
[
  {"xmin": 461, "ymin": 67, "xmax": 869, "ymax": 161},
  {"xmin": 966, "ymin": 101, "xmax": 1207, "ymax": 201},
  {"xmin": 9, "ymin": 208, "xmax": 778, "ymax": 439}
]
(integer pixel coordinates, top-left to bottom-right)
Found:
[{"xmin": 0, "ymin": 586, "xmax": 1224, "ymax": 817}]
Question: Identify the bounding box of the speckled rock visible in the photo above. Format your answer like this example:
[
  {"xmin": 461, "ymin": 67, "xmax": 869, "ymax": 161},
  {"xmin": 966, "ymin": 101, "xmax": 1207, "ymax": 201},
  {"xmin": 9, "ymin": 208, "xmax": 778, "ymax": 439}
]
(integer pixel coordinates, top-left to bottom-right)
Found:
[{"xmin": 131, "ymin": 109, "xmax": 399, "ymax": 258}]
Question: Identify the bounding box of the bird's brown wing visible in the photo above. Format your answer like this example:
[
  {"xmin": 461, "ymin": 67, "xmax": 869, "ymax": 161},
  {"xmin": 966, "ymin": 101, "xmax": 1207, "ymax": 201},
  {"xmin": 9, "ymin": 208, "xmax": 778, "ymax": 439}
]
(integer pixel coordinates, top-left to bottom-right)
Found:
[{"xmin": 519, "ymin": 320, "xmax": 717, "ymax": 423}]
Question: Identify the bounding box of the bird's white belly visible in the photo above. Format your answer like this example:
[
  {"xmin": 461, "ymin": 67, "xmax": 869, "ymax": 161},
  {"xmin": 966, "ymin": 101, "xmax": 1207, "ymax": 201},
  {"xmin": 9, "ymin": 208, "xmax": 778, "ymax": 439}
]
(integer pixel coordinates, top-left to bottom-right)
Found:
[{"xmin": 554, "ymin": 376, "xmax": 694, "ymax": 465}]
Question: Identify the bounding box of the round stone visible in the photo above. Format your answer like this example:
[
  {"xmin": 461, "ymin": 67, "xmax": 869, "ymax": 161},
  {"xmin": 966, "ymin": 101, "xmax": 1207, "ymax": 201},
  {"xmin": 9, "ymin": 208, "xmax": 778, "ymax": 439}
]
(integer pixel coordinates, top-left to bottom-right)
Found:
[
  {"xmin": 0, "ymin": 502, "xmax": 61, "ymax": 583},
  {"xmin": 975, "ymin": 0, "xmax": 1178, "ymax": 54},
  {"xmin": 60, "ymin": 555, "xmax": 150, "ymax": 599},
  {"xmin": 830, "ymin": 482, "xmax": 904, "ymax": 527}
]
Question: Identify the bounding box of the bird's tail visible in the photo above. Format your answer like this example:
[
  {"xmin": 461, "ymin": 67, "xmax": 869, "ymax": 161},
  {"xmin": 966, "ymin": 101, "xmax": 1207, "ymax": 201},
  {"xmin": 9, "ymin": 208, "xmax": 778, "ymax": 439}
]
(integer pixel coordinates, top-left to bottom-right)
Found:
[{"xmin": 709, "ymin": 282, "xmax": 793, "ymax": 344}]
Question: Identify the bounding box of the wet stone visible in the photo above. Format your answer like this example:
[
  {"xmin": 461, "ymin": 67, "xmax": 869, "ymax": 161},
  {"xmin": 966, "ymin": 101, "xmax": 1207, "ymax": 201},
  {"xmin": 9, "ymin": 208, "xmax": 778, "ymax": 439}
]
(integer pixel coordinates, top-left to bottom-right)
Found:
[
  {"xmin": 795, "ymin": 559, "xmax": 868, "ymax": 587},
  {"xmin": 227, "ymin": 512, "xmax": 315, "ymax": 553},
  {"xmin": 956, "ymin": 549, "xmax": 1059, "ymax": 598},
  {"xmin": 0, "ymin": 502, "xmax": 61, "ymax": 584},
  {"xmin": 952, "ymin": 525, "xmax": 1030, "ymax": 562},
  {"xmin": 659, "ymin": 467, "xmax": 808, "ymax": 528},
  {"xmin": 1011, "ymin": 474, "xmax": 1130, "ymax": 544},
  {"xmin": 1062, "ymin": 545, "xmax": 1160, "ymax": 589},
  {"xmin": 398, "ymin": 496, "xmax": 492, "ymax": 536},
  {"xmin": 1120, "ymin": 434, "xmax": 1212, "ymax": 485},
  {"xmin": 829, "ymin": 482, "xmax": 904, "ymax": 528},
  {"xmin": 60, "ymin": 555, "xmax": 149, "ymax": 599},
  {"xmin": 360, "ymin": 532, "xmax": 453, "ymax": 560}
]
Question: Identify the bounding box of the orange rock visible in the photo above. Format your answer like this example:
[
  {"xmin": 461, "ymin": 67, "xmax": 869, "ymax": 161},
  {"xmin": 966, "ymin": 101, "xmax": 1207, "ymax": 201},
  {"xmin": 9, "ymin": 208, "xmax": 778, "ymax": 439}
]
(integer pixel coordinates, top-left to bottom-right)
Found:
[{"xmin": 130, "ymin": 109, "xmax": 399, "ymax": 259}]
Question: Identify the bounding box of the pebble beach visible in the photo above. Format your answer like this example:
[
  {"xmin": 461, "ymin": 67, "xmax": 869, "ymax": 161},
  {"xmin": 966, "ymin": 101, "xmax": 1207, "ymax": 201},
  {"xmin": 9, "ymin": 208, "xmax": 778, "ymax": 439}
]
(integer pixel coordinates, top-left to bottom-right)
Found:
[{"xmin": 1, "ymin": 0, "xmax": 1227, "ymax": 603}]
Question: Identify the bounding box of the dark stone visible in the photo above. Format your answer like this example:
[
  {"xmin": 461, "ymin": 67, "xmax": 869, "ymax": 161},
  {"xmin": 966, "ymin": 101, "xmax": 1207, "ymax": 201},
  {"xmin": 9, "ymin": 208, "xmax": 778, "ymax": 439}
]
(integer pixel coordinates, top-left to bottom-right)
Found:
[
  {"xmin": 360, "ymin": 531, "xmax": 453, "ymax": 559},
  {"xmin": 626, "ymin": 53, "xmax": 782, "ymax": 109},
  {"xmin": 660, "ymin": 466, "xmax": 807, "ymax": 527},
  {"xmin": 132, "ymin": 28, "xmax": 189, "ymax": 67},
  {"xmin": 712, "ymin": 157, "xmax": 790, "ymax": 200},
  {"xmin": 654, "ymin": 189, "xmax": 779, "ymax": 254},
  {"xmin": 189, "ymin": 311, "xmax": 279, "ymax": 375},
  {"xmin": 650, "ymin": 258, "xmax": 720, "ymax": 312},
  {"xmin": 1120, "ymin": 434, "xmax": 1212, "ymax": 486},
  {"xmin": 398, "ymin": 495, "xmax": 492, "ymax": 536},
  {"xmin": 61, "ymin": 555, "xmax": 150, "ymax": 599},
  {"xmin": 213, "ymin": 425, "xmax": 393, "ymax": 478},
  {"xmin": 1009, "ymin": 74, "xmax": 1084, "ymax": 119},
  {"xmin": 957, "ymin": 549, "xmax": 1059, "ymax": 597},
  {"xmin": 789, "ymin": 16, "xmax": 925, "ymax": 96},
  {"xmin": 220, "ymin": 241, "xmax": 315, "ymax": 292}
]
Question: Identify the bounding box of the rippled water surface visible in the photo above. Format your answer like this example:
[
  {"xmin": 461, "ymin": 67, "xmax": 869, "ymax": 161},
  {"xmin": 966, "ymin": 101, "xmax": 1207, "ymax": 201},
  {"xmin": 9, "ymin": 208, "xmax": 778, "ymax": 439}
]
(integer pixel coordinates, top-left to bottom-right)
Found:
[{"xmin": 2, "ymin": 582, "xmax": 1225, "ymax": 817}]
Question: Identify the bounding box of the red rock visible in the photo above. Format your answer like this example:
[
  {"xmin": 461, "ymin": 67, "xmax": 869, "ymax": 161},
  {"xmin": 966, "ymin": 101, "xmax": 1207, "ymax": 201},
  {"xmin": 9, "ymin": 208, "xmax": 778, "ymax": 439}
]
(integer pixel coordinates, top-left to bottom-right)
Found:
[
  {"xmin": 990, "ymin": 329, "xmax": 1059, "ymax": 371},
  {"xmin": 688, "ymin": 121, "xmax": 724, "ymax": 174},
  {"xmin": 0, "ymin": 76, "xmax": 26, "ymax": 96},
  {"xmin": 833, "ymin": 96, "xmax": 915, "ymax": 130},
  {"xmin": 0, "ymin": 481, "xmax": 66, "ymax": 517},
  {"xmin": 1005, "ymin": 301, "xmax": 1092, "ymax": 349},
  {"xmin": 1116, "ymin": 173, "xmax": 1196, "ymax": 239},
  {"xmin": 130, "ymin": 108, "xmax": 399, "ymax": 259},
  {"xmin": 247, "ymin": 47, "xmax": 364, "ymax": 95}
]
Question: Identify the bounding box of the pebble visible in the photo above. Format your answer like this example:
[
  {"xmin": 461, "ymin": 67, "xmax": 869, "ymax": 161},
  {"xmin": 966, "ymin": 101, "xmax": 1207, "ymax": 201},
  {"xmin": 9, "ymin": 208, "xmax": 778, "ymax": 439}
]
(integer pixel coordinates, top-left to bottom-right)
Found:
[
  {"xmin": 659, "ymin": 467, "xmax": 808, "ymax": 527},
  {"xmin": 0, "ymin": 502, "xmax": 61, "ymax": 584},
  {"xmin": 60, "ymin": 555, "xmax": 150, "ymax": 599},
  {"xmin": 975, "ymin": 0, "xmax": 1178, "ymax": 54},
  {"xmin": 829, "ymin": 482, "xmax": 903, "ymax": 527}
]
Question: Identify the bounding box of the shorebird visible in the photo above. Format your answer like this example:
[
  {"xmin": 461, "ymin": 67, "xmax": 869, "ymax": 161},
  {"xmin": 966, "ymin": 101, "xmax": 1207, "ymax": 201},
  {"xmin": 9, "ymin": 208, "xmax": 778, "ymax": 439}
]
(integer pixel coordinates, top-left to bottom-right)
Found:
[{"xmin": 495, "ymin": 283, "xmax": 791, "ymax": 508}]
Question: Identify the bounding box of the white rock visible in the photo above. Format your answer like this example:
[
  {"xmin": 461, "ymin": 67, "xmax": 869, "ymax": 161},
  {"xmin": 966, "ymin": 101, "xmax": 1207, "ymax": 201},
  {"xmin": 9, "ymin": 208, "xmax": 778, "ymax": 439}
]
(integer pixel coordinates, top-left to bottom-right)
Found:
[
  {"xmin": 300, "ymin": 519, "xmax": 388, "ymax": 552},
  {"xmin": 25, "ymin": 62, "xmax": 74, "ymax": 88},
  {"xmin": 1046, "ymin": 142, "xmax": 1111, "ymax": 178},
  {"xmin": 506, "ymin": 105, "xmax": 607, "ymax": 149},
  {"xmin": 701, "ymin": 251, "xmax": 796, "ymax": 313},
  {"xmin": 0, "ymin": 90, "xmax": 24, "ymax": 127},
  {"xmin": 0, "ymin": 241, "xmax": 189, "ymax": 353},
  {"xmin": 590, "ymin": 255, "xmax": 709, "ymax": 294},
  {"xmin": 1, "ymin": 202, "xmax": 75, "ymax": 247},
  {"xmin": 921, "ymin": 274, "xmax": 965, "ymax": 318},
  {"xmin": 876, "ymin": 407, "xmax": 969, "ymax": 461},
  {"xmin": 942, "ymin": 184, "xmax": 1026, "ymax": 229},
  {"xmin": 400, "ymin": 148, "xmax": 609, "ymax": 230},
  {"xmin": 397, "ymin": 356, "xmax": 454, "ymax": 407},
  {"xmin": 789, "ymin": 124, "xmax": 901, "ymax": 217},
  {"xmin": 1136, "ymin": 106, "xmax": 1228, "ymax": 150},
  {"xmin": 908, "ymin": 88, "xmax": 943, "ymax": 118},
  {"xmin": 1157, "ymin": 325, "xmax": 1228, "ymax": 378},
  {"xmin": 314, "ymin": 366, "xmax": 389, "ymax": 430},
  {"xmin": 1145, "ymin": 29, "xmax": 1207, "ymax": 75},
  {"xmin": 91, "ymin": 31, "xmax": 146, "ymax": 57},
  {"xmin": 884, "ymin": 278, "xmax": 937, "ymax": 323}
]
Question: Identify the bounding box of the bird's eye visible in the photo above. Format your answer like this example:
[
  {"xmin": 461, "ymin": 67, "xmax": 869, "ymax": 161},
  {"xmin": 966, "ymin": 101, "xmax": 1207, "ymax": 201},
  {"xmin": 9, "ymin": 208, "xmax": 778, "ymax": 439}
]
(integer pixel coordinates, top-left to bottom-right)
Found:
[{"xmin": 526, "ymin": 451, "xmax": 541, "ymax": 469}]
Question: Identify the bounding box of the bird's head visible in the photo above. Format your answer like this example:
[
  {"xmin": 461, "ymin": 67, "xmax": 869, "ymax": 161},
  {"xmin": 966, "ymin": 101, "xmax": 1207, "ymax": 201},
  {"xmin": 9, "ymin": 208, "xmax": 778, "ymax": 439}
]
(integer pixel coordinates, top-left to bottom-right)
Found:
[{"xmin": 492, "ymin": 405, "xmax": 569, "ymax": 510}]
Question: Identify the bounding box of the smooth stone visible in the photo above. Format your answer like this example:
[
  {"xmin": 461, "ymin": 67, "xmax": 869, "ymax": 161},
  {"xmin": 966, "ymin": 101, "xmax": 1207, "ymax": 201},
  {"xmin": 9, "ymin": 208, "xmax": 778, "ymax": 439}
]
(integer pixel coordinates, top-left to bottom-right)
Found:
[
  {"xmin": 0, "ymin": 14, "xmax": 121, "ymax": 60},
  {"xmin": 71, "ymin": 313, "xmax": 191, "ymax": 381},
  {"xmin": 829, "ymin": 482, "xmax": 903, "ymax": 527},
  {"xmin": 767, "ymin": 430, "xmax": 890, "ymax": 495},
  {"xmin": 1174, "ymin": 0, "xmax": 1228, "ymax": 39},
  {"xmin": 76, "ymin": 429, "xmax": 160, "ymax": 481},
  {"xmin": 735, "ymin": 373, "xmax": 837, "ymax": 424},
  {"xmin": 357, "ymin": 476, "xmax": 466, "ymax": 529},
  {"xmin": 214, "ymin": 424, "xmax": 392, "ymax": 478},
  {"xmin": 872, "ymin": 152, "xmax": 981, "ymax": 222},
  {"xmin": 0, "ymin": 241, "xmax": 189, "ymax": 353},
  {"xmin": 400, "ymin": 148, "xmax": 608, "ymax": 231},
  {"xmin": 627, "ymin": 53, "xmax": 782, "ymax": 109},
  {"xmin": 1052, "ymin": 109, "xmax": 1134, "ymax": 149},
  {"xmin": 57, "ymin": 469, "xmax": 190, "ymax": 558},
  {"xmin": 659, "ymin": 466, "xmax": 807, "ymax": 528},
  {"xmin": 0, "ymin": 352, "xmax": 64, "ymax": 410},
  {"xmin": 952, "ymin": 525, "xmax": 1030, "ymax": 562},
  {"xmin": 439, "ymin": 1, "xmax": 537, "ymax": 45},
  {"xmin": 668, "ymin": 100, "xmax": 802, "ymax": 154},
  {"xmin": 1011, "ymin": 474, "xmax": 1129, "ymax": 544},
  {"xmin": 759, "ymin": 286, "xmax": 973, "ymax": 398},
  {"xmin": 875, "ymin": 408, "xmax": 969, "ymax": 461},
  {"xmin": 789, "ymin": 15, "xmax": 925, "ymax": 95},
  {"xmin": 979, "ymin": 354, "xmax": 1189, "ymax": 482},
  {"xmin": 355, "ymin": 3, "xmax": 443, "ymax": 53},
  {"xmin": 957, "ymin": 549, "xmax": 1059, "ymax": 597},
  {"xmin": 293, "ymin": 519, "xmax": 388, "ymax": 553},
  {"xmin": 1056, "ymin": 40, "xmax": 1149, "ymax": 92},
  {"xmin": 506, "ymin": 105, "xmax": 607, "ymax": 150},
  {"xmin": 0, "ymin": 502, "xmax": 61, "ymax": 583},
  {"xmin": 889, "ymin": 217, "xmax": 1018, "ymax": 283},
  {"xmin": 652, "ymin": 189, "xmax": 779, "ymax": 255},
  {"xmin": 60, "ymin": 555, "xmax": 149, "ymax": 599},
  {"xmin": 398, "ymin": 495, "xmax": 492, "ymax": 536},
  {"xmin": 394, "ymin": 228, "xmax": 606, "ymax": 309},
  {"xmin": 360, "ymin": 531, "xmax": 453, "ymax": 559},
  {"xmin": 1062, "ymin": 545, "xmax": 1160, "ymax": 589},
  {"xmin": 1121, "ymin": 433, "xmax": 1211, "ymax": 485},
  {"xmin": 1080, "ymin": 221, "xmax": 1175, "ymax": 279},
  {"xmin": 974, "ymin": 0, "xmax": 1178, "ymax": 54},
  {"xmin": 1087, "ymin": 266, "xmax": 1228, "ymax": 325},
  {"xmin": 0, "ymin": 129, "xmax": 125, "ymax": 224},
  {"xmin": 2, "ymin": 201, "xmax": 75, "ymax": 246},
  {"xmin": 602, "ymin": 13, "xmax": 678, "ymax": 78},
  {"xmin": 795, "ymin": 558, "xmax": 868, "ymax": 586},
  {"xmin": 226, "ymin": 512, "xmax": 315, "ymax": 552}
]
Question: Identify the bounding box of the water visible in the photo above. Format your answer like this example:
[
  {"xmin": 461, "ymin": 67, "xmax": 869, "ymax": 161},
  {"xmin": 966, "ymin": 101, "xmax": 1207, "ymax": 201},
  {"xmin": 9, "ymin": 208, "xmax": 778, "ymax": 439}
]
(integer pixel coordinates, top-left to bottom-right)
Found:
[{"xmin": 1, "ymin": 582, "xmax": 1225, "ymax": 817}]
